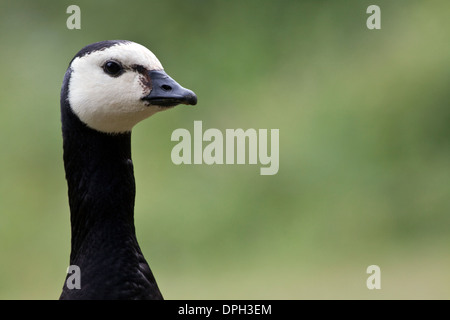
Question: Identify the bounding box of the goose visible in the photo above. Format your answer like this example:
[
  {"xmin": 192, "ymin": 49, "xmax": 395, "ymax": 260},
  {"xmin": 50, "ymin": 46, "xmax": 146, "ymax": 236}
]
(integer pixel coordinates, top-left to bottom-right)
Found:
[{"xmin": 59, "ymin": 40, "xmax": 197, "ymax": 300}]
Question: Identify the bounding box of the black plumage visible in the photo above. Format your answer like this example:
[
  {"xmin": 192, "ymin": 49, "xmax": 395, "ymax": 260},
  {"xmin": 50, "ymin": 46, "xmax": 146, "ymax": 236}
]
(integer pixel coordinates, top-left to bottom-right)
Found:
[
  {"xmin": 60, "ymin": 67, "xmax": 163, "ymax": 300},
  {"xmin": 59, "ymin": 41, "xmax": 196, "ymax": 300}
]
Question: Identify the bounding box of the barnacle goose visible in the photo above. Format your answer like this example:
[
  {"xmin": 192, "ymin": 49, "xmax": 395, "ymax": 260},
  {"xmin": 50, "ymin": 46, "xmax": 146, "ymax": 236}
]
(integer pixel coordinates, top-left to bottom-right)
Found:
[{"xmin": 59, "ymin": 40, "xmax": 196, "ymax": 300}]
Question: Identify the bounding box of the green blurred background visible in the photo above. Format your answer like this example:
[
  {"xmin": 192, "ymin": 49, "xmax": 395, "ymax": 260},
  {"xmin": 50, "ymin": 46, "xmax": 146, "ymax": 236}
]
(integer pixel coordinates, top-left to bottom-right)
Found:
[{"xmin": 0, "ymin": 0, "xmax": 449, "ymax": 299}]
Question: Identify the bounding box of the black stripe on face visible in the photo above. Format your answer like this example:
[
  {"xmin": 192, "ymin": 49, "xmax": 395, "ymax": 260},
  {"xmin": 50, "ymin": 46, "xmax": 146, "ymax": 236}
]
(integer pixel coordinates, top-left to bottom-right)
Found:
[
  {"xmin": 131, "ymin": 64, "xmax": 148, "ymax": 75},
  {"xmin": 132, "ymin": 64, "xmax": 152, "ymax": 90}
]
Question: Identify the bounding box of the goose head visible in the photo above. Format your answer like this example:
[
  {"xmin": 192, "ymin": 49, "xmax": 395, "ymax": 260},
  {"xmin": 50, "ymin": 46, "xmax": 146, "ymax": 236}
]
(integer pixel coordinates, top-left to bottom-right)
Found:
[{"xmin": 64, "ymin": 40, "xmax": 197, "ymax": 133}]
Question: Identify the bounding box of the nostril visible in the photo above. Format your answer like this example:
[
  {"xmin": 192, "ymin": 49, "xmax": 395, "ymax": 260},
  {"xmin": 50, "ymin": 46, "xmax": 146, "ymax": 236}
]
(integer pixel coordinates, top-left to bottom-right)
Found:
[{"xmin": 161, "ymin": 84, "xmax": 172, "ymax": 91}]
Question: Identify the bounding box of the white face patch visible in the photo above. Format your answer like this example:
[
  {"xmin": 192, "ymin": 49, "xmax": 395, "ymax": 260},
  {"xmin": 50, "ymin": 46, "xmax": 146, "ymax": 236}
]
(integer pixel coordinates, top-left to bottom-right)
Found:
[{"xmin": 68, "ymin": 42, "xmax": 167, "ymax": 133}]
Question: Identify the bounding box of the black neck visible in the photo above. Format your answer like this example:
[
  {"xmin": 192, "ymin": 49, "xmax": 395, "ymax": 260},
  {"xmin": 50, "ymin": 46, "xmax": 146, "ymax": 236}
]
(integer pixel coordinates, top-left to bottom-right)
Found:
[
  {"xmin": 59, "ymin": 70, "xmax": 162, "ymax": 299},
  {"xmin": 62, "ymin": 109, "xmax": 136, "ymax": 257}
]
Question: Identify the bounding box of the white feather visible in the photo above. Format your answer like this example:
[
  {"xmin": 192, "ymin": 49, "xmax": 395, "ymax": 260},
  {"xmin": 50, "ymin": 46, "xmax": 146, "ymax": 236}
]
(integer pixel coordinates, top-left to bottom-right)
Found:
[{"xmin": 68, "ymin": 42, "xmax": 165, "ymax": 133}]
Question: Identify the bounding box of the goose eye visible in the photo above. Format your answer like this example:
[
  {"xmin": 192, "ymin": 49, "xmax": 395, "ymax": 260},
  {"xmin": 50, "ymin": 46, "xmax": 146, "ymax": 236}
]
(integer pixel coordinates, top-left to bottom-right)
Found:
[{"xmin": 103, "ymin": 61, "xmax": 123, "ymax": 77}]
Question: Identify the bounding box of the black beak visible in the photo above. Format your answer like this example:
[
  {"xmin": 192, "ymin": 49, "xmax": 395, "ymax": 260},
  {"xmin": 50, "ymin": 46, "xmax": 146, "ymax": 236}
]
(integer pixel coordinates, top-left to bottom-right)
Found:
[{"xmin": 142, "ymin": 70, "xmax": 197, "ymax": 107}]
